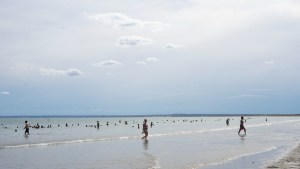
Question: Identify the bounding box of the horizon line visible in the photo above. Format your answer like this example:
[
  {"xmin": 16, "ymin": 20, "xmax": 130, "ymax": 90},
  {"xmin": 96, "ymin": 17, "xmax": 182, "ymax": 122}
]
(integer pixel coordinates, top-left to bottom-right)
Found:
[{"xmin": 1, "ymin": 113, "xmax": 299, "ymax": 118}]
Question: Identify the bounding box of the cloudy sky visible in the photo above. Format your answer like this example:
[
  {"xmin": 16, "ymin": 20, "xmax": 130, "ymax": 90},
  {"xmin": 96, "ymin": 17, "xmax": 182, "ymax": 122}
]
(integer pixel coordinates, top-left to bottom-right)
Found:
[{"xmin": 1, "ymin": 0, "xmax": 300, "ymax": 116}]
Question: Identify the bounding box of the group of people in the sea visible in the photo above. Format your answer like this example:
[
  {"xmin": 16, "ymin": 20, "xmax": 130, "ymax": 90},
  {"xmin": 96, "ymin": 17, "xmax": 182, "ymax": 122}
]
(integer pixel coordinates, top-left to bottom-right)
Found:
[
  {"xmin": 19, "ymin": 116, "xmax": 248, "ymax": 139},
  {"xmin": 19, "ymin": 119, "xmax": 151, "ymax": 139}
]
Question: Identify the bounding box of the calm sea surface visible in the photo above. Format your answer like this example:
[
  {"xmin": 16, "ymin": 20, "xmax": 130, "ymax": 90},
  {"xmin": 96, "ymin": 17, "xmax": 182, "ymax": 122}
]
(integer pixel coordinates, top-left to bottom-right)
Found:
[{"xmin": 0, "ymin": 116, "xmax": 300, "ymax": 169}]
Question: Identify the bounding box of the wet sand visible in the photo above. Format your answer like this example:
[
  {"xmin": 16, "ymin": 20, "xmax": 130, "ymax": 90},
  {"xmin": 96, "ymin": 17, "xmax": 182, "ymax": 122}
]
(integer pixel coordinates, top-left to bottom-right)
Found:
[{"xmin": 266, "ymin": 144, "xmax": 300, "ymax": 169}]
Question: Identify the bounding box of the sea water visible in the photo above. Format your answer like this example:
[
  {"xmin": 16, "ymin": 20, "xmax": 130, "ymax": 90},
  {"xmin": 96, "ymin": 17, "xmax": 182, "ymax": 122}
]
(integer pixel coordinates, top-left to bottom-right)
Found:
[{"xmin": 0, "ymin": 116, "xmax": 300, "ymax": 169}]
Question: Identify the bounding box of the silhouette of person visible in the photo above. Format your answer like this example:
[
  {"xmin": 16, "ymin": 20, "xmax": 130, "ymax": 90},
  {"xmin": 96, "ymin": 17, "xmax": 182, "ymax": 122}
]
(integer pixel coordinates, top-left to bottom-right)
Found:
[
  {"xmin": 238, "ymin": 116, "xmax": 246, "ymax": 134},
  {"xmin": 141, "ymin": 119, "xmax": 148, "ymax": 140},
  {"xmin": 150, "ymin": 122, "xmax": 154, "ymax": 128},
  {"xmin": 24, "ymin": 121, "xmax": 29, "ymax": 135},
  {"xmin": 226, "ymin": 118, "xmax": 230, "ymax": 126}
]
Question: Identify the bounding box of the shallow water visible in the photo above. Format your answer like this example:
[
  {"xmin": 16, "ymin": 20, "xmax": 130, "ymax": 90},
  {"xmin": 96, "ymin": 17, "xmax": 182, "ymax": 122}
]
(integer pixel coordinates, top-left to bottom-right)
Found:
[{"xmin": 0, "ymin": 116, "xmax": 300, "ymax": 169}]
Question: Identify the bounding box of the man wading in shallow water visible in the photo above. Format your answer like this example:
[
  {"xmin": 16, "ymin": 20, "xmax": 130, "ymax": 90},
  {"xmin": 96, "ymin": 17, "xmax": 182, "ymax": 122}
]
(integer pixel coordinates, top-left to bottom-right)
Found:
[
  {"xmin": 141, "ymin": 119, "xmax": 148, "ymax": 140},
  {"xmin": 24, "ymin": 120, "xmax": 29, "ymax": 135},
  {"xmin": 238, "ymin": 116, "xmax": 246, "ymax": 135}
]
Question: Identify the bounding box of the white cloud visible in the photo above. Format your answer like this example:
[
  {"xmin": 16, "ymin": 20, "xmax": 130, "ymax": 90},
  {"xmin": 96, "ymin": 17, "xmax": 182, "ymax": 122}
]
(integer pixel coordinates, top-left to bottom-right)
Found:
[
  {"xmin": 136, "ymin": 57, "xmax": 159, "ymax": 65},
  {"xmin": 225, "ymin": 94, "xmax": 266, "ymax": 99},
  {"xmin": 141, "ymin": 21, "xmax": 169, "ymax": 31},
  {"xmin": 88, "ymin": 12, "xmax": 169, "ymax": 31},
  {"xmin": 40, "ymin": 68, "xmax": 83, "ymax": 76},
  {"xmin": 40, "ymin": 68, "xmax": 65, "ymax": 76},
  {"xmin": 1, "ymin": 91, "xmax": 10, "ymax": 95},
  {"xmin": 117, "ymin": 36, "xmax": 153, "ymax": 47},
  {"xmin": 147, "ymin": 57, "xmax": 159, "ymax": 62},
  {"xmin": 264, "ymin": 60, "xmax": 275, "ymax": 64},
  {"xmin": 252, "ymin": 89, "xmax": 274, "ymax": 91},
  {"xmin": 136, "ymin": 61, "xmax": 147, "ymax": 65},
  {"xmin": 92, "ymin": 60, "xmax": 121, "ymax": 67},
  {"xmin": 66, "ymin": 69, "xmax": 83, "ymax": 76},
  {"xmin": 164, "ymin": 43, "xmax": 184, "ymax": 49}
]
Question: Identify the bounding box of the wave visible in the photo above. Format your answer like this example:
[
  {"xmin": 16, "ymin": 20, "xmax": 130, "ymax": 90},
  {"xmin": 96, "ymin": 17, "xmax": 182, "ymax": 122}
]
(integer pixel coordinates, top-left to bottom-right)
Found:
[
  {"xmin": 198, "ymin": 146, "xmax": 278, "ymax": 168},
  {"xmin": 150, "ymin": 159, "xmax": 161, "ymax": 169},
  {"xmin": 145, "ymin": 153, "xmax": 161, "ymax": 169},
  {"xmin": 151, "ymin": 119, "xmax": 300, "ymax": 138},
  {"xmin": 184, "ymin": 146, "xmax": 277, "ymax": 169},
  {"xmin": 0, "ymin": 136, "xmax": 139, "ymax": 150}
]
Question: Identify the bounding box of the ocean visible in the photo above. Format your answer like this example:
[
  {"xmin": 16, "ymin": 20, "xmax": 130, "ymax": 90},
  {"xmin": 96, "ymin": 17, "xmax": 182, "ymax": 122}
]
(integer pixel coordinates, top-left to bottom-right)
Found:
[{"xmin": 0, "ymin": 116, "xmax": 300, "ymax": 169}]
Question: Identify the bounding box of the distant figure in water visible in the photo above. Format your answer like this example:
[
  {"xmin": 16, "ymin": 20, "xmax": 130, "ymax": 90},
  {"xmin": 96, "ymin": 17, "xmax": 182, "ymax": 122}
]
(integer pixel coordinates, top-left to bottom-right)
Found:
[
  {"xmin": 97, "ymin": 121, "xmax": 100, "ymax": 129},
  {"xmin": 65, "ymin": 123, "xmax": 68, "ymax": 127},
  {"xmin": 138, "ymin": 124, "xmax": 140, "ymax": 129},
  {"xmin": 141, "ymin": 119, "xmax": 148, "ymax": 140},
  {"xmin": 24, "ymin": 120, "xmax": 29, "ymax": 135},
  {"xmin": 226, "ymin": 118, "xmax": 230, "ymax": 126},
  {"xmin": 238, "ymin": 116, "xmax": 246, "ymax": 134},
  {"xmin": 266, "ymin": 118, "xmax": 268, "ymax": 122},
  {"xmin": 150, "ymin": 122, "xmax": 154, "ymax": 128}
]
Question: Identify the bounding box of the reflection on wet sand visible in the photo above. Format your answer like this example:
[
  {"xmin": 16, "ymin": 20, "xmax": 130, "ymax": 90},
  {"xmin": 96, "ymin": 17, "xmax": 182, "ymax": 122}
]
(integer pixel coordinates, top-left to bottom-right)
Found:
[{"xmin": 143, "ymin": 139, "xmax": 149, "ymax": 150}]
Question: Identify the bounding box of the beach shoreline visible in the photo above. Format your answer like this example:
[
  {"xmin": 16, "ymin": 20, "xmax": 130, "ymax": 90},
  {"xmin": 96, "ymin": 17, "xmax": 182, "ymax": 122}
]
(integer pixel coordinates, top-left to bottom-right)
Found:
[
  {"xmin": 266, "ymin": 144, "xmax": 300, "ymax": 169},
  {"xmin": 1, "ymin": 116, "xmax": 300, "ymax": 169}
]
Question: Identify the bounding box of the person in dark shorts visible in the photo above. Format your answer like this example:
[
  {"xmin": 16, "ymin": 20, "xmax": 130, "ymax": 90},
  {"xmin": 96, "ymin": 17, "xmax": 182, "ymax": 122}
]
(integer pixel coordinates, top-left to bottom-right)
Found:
[
  {"xmin": 238, "ymin": 116, "xmax": 246, "ymax": 134},
  {"xmin": 24, "ymin": 120, "xmax": 29, "ymax": 135},
  {"xmin": 141, "ymin": 119, "xmax": 148, "ymax": 140}
]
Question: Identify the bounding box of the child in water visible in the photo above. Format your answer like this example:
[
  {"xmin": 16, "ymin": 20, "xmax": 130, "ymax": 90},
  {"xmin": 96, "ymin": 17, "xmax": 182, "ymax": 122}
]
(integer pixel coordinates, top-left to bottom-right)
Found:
[
  {"xmin": 141, "ymin": 119, "xmax": 148, "ymax": 140},
  {"xmin": 238, "ymin": 116, "xmax": 246, "ymax": 134}
]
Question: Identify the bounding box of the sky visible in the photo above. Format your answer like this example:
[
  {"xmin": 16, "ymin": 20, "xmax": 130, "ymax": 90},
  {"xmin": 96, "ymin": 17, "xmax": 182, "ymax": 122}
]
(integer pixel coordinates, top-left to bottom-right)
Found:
[{"xmin": 0, "ymin": 0, "xmax": 300, "ymax": 116}]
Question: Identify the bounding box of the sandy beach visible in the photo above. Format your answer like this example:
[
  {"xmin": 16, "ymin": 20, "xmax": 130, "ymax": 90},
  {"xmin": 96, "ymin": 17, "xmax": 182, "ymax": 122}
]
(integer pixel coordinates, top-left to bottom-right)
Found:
[{"xmin": 267, "ymin": 144, "xmax": 300, "ymax": 169}]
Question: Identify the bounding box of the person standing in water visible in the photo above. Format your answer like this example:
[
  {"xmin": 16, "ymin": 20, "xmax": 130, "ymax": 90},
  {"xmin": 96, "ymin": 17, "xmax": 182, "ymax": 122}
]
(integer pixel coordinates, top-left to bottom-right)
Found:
[
  {"xmin": 24, "ymin": 120, "xmax": 29, "ymax": 135},
  {"xmin": 97, "ymin": 121, "xmax": 100, "ymax": 129},
  {"xmin": 141, "ymin": 119, "xmax": 148, "ymax": 140},
  {"xmin": 238, "ymin": 116, "xmax": 246, "ymax": 134},
  {"xmin": 226, "ymin": 118, "xmax": 230, "ymax": 126}
]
